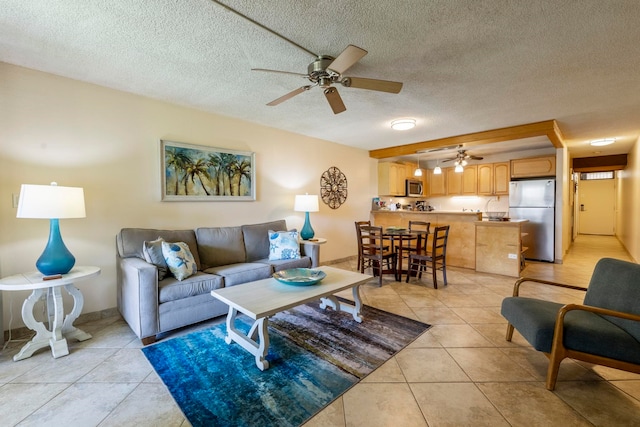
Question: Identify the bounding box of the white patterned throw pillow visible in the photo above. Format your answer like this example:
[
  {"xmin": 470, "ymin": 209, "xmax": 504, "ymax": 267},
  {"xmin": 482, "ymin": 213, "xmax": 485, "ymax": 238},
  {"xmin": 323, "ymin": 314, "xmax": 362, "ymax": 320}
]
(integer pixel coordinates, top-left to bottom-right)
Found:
[
  {"xmin": 268, "ymin": 230, "xmax": 300, "ymax": 260},
  {"xmin": 161, "ymin": 241, "xmax": 197, "ymax": 281}
]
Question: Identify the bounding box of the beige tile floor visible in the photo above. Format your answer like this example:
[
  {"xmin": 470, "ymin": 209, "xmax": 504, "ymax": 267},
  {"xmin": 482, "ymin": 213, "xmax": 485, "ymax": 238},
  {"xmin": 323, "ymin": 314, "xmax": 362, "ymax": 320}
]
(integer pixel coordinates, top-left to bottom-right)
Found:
[{"xmin": 1, "ymin": 234, "xmax": 639, "ymax": 426}]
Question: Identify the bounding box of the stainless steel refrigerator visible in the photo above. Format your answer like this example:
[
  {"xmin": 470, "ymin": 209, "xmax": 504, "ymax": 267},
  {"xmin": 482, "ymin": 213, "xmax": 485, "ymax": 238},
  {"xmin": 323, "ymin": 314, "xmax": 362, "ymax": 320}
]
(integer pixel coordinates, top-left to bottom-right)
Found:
[{"xmin": 509, "ymin": 179, "xmax": 556, "ymax": 262}]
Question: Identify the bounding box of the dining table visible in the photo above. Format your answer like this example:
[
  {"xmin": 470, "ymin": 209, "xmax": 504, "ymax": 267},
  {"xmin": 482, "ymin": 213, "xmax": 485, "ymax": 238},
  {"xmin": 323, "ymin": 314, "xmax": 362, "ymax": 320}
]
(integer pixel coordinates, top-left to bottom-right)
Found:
[{"xmin": 383, "ymin": 227, "xmax": 428, "ymax": 280}]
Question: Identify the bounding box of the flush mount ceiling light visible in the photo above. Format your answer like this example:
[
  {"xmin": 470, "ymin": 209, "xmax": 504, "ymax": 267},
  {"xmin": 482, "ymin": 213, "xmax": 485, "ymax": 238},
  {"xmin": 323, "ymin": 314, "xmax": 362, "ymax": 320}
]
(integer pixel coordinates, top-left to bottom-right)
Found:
[
  {"xmin": 391, "ymin": 118, "xmax": 416, "ymax": 131},
  {"xmin": 590, "ymin": 138, "xmax": 616, "ymax": 146}
]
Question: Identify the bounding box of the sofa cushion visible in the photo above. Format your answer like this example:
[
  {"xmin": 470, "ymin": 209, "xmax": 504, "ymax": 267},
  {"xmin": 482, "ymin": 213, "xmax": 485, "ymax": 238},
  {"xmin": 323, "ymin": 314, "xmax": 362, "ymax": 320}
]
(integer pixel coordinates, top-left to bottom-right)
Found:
[
  {"xmin": 196, "ymin": 226, "xmax": 246, "ymax": 269},
  {"xmin": 268, "ymin": 230, "xmax": 300, "ymax": 260},
  {"xmin": 242, "ymin": 220, "xmax": 287, "ymax": 262},
  {"xmin": 162, "ymin": 241, "xmax": 198, "ymax": 281},
  {"xmin": 142, "ymin": 237, "xmax": 169, "ymax": 280},
  {"xmin": 204, "ymin": 262, "xmax": 272, "ymax": 286},
  {"xmin": 117, "ymin": 228, "xmax": 201, "ymax": 270},
  {"xmin": 158, "ymin": 272, "xmax": 224, "ymax": 304}
]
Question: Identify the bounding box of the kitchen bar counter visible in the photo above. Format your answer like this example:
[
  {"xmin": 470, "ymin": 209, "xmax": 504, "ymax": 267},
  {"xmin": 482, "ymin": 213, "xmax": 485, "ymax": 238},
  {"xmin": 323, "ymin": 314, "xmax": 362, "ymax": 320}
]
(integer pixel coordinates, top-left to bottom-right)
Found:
[
  {"xmin": 371, "ymin": 210, "xmax": 481, "ymax": 269},
  {"xmin": 475, "ymin": 219, "xmax": 529, "ymax": 277}
]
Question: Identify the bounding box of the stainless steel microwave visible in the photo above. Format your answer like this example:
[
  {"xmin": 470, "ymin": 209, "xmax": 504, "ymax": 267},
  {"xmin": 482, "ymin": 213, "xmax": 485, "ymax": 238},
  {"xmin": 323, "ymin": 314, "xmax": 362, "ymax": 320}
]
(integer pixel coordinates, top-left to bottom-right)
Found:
[{"xmin": 405, "ymin": 179, "xmax": 424, "ymax": 197}]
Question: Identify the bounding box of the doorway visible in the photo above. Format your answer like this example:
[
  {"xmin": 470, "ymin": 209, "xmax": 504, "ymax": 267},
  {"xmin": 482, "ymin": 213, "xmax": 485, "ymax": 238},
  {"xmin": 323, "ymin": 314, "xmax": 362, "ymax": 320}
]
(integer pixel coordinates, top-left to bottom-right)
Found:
[{"xmin": 577, "ymin": 175, "xmax": 615, "ymax": 235}]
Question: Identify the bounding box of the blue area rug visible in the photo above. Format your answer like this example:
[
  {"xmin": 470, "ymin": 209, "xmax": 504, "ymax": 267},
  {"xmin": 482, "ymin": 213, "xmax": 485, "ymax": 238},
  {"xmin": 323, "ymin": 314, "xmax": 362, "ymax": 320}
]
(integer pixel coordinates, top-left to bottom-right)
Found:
[{"xmin": 142, "ymin": 301, "xmax": 430, "ymax": 427}]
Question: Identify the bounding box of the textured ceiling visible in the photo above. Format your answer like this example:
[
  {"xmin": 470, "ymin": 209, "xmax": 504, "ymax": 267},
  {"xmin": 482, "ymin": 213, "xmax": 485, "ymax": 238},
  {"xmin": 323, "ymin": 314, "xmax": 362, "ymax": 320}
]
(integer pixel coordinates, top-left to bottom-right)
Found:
[{"xmin": 2, "ymin": 0, "xmax": 640, "ymax": 160}]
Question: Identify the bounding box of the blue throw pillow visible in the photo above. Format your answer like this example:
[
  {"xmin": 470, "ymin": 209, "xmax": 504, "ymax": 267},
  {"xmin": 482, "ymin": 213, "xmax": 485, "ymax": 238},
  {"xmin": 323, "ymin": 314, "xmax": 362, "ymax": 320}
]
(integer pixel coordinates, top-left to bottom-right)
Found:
[
  {"xmin": 161, "ymin": 241, "xmax": 197, "ymax": 281},
  {"xmin": 268, "ymin": 230, "xmax": 300, "ymax": 260},
  {"xmin": 143, "ymin": 237, "xmax": 169, "ymax": 280}
]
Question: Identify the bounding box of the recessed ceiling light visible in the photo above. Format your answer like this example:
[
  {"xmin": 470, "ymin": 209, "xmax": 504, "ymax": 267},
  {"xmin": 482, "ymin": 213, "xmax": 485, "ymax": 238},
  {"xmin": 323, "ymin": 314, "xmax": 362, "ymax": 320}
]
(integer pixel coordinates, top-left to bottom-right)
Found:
[
  {"xmin": 391, "ymin": 119, "xmax": 416, "ymax": 131},
  {"xmin": 590, "ymin": 138, "xmax": 615, "ymax": 146}
]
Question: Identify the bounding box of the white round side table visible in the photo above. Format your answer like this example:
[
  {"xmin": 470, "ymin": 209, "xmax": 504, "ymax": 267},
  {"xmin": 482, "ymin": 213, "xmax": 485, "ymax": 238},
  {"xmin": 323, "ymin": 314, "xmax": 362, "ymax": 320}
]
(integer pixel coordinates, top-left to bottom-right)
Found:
[{"xmin": 0, "ymin": 266, "xmax": 100, "ymax": 361}]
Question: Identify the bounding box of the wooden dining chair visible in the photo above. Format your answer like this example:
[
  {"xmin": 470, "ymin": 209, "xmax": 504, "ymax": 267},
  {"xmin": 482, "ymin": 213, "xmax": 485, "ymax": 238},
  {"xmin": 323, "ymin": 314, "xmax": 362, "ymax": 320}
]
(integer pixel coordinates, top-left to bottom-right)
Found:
[
  {"xmin": 398, "ymin": 221, "xmax": 430, "ymax": 256},
  {"xmin": 354, "ymin": 221, "xmax": 371, "ymax": 272},
  {"xmin": 359, "ymin": 225, "xmax": 397, "ymax": 286},
  {"xmin": 405, "ymin": 225, "xmax": 450, "ymax": 288}
]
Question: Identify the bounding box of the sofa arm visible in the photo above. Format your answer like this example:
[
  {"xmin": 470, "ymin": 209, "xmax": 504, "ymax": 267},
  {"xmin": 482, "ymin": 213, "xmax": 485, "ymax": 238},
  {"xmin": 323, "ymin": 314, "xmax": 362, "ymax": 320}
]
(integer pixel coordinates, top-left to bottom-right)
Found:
[
  {"xmin": 116, "ymin": 255, "xmax": 159, "ymax": 341},
  {"xmin": 300, "ymin": 240, "xmax": 323, "ymax": 268}
]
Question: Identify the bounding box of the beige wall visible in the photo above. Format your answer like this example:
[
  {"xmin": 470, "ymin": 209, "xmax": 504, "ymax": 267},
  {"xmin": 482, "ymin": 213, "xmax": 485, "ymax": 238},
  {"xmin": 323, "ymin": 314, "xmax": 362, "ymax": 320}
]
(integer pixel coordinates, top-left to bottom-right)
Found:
[
  {"xmin": 0, "ymin": 63, "xmax": 376, "ymax": 329},
  {"xmin": 618, "ymin": 137, "xmax": 640, "ymax": 262}
]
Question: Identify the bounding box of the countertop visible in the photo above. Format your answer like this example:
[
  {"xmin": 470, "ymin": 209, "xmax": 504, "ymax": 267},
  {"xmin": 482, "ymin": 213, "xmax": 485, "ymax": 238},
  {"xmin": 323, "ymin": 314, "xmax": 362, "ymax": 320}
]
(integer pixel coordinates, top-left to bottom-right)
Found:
[
  {"xmin": 475, "ymin": 219, "xmax": 529, "ymax": 226},
  {"xmin": 372, "ymin": 210, "xmax": 482, "ymax": 216}
]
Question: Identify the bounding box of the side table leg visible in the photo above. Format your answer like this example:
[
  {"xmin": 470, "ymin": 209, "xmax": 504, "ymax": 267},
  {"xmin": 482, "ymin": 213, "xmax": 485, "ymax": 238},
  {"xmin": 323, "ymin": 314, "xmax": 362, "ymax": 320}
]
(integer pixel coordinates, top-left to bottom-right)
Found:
[
  {"xmin": 14, "ymin": 288, "xmax": 69, "ymax": 361},
  {"xmin": 61, "ymin": 284, "xmax": 92, "ymax": 342}
]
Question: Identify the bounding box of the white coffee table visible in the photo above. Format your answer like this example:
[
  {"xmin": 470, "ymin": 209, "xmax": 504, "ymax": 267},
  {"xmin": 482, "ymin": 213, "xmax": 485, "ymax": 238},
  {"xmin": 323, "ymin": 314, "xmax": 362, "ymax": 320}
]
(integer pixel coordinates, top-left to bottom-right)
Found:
[
  {"xmin": 210, "ymin": 266, "xmax": 373, "ymax": 370},
  {"xmin": 0, "ymin": 266, "xmax": 100, "ymax": 361}
]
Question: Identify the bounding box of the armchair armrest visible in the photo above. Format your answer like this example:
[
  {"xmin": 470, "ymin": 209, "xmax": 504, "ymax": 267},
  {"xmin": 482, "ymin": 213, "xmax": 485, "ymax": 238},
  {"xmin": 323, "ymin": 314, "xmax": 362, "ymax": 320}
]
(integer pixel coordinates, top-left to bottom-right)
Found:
[
  {"xmin": 556, "ymin": 303, "xmax": 640, "ymax": 324},
  {"xmin": 512, "ymin": 277, "xmax": 587, "ymax": 297}
]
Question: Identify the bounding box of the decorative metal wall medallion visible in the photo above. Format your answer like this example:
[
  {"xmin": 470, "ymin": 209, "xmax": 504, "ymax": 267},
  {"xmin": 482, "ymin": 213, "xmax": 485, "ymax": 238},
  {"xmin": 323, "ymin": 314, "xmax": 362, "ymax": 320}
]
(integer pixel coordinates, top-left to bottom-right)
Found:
[{"xmin": 320, "ymin": 166, "xmax": 347, "ymax": 209}]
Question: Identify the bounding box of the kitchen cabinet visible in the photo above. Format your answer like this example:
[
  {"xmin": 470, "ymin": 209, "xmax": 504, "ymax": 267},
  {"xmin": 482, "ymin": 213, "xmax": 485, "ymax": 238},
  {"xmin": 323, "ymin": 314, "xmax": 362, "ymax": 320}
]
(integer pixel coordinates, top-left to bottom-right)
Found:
[
  {"xmin": 428, "ymin": 169, "xmax": 446, "ymax": 196},
  {"xmin": 477, "ymin": 162, "xmax": 509, "ymax": 196},
  {"xmin": 511, "ymin": 156, "xmax": 556, "ymax": 178},
  {"xmin": 378, "ymin": 162, "xmax": 409, "ymax": 196},
  {"xmin": 446, "ymin": 166, "xmax": 477, "ymax": 195}
]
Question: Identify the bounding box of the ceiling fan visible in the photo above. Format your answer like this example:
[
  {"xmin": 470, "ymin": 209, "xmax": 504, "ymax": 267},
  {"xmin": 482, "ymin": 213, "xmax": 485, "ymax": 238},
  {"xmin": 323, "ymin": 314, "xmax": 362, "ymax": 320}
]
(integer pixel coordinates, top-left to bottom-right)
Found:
[
  {"xmin": 441, "ymin": 148, "xmax": 484, "ymax": 165},
  {"xmin": 212, "ymin": 1, "xmax": 403, "ymax": 114}
]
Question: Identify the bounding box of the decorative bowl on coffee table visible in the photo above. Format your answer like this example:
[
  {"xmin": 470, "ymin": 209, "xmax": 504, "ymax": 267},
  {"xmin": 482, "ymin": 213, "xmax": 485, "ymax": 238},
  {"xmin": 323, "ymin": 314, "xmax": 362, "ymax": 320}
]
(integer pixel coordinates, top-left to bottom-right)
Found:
[{"xmin": 273, "ymin": 268, "xmax": 326, "ymax": 286}]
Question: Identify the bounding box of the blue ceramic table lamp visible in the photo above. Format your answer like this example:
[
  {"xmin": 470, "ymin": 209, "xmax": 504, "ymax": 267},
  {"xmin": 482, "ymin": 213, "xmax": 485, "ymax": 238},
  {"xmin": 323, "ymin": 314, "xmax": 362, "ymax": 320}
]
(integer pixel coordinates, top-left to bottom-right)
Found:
[
  {"xmin": 294, "ymin": 194, "xmax": 319, "ymax": 240},
  {"xmin": 17, "ymin": 182, "xmax": 86, "ymax": 276}
]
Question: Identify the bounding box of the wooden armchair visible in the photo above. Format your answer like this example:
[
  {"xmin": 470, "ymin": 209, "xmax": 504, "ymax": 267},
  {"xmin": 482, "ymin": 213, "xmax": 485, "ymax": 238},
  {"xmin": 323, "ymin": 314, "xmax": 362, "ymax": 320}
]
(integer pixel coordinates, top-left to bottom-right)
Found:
[{"xmin": 501, "ymin": 257, "xmax": 640, "ymax": 390}]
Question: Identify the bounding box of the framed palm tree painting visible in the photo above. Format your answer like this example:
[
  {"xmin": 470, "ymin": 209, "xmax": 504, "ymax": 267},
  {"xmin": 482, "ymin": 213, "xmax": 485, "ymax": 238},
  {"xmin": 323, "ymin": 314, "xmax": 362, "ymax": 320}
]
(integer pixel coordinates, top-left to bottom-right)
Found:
[{"xmin": 161, "ymin": 140, "xmax": 256, "ymax": 201}]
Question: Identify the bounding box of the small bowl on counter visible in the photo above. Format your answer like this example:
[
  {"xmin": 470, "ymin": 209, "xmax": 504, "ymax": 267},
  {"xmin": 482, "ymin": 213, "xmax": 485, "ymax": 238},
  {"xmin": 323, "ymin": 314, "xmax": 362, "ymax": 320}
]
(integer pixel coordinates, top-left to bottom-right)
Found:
[{"xmin": 485, "ymin": 211, "xmax": 508, "ymax": 221}]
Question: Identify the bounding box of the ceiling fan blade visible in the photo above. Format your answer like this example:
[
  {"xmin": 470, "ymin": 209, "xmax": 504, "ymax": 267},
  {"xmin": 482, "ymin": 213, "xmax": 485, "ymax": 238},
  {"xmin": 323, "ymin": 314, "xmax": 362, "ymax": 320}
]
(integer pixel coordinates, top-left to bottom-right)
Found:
[
  {"xmin": 441, "ymin": 158, "xmax": 457, "ymax": 163},
  {"xmin": 252, "ymin": 68, "xmax": 308, "ymax": 77},
  {"xmin": 470, "ymin": 155, "xmax": 484, "ymax": 160},
  {"xmin": 266, "ymin": 86, "xmax": 312, "ymax": 106},
  {"xmin": 327, "ymin": 45, "xmax": 367, "ymax": 75},
  {"xmin": 324, "ymin": 87, "xmax": 346, "ymax": 114},
  {"xmin": 341, "ymin": 77, "xmax": 403, "ymax": 94}
]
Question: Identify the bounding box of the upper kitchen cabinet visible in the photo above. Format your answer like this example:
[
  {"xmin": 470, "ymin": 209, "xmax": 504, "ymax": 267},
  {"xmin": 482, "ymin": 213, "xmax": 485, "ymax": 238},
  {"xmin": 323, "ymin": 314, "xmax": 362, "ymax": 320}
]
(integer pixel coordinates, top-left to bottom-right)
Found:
[
  {"xmin": 447, "ymin": 165, "xmax": 477, "ymax": 195},
  {"xmin": 477, "ymin": 162, "xmax": 509, "ymax": 196},
  {"xmin": 429, "ymin": 169, "xmax": 446, "ymax": 196},
  {"xmin": 511, "ymin": 156, "xmax": 556, "ymax": 178},
  {"xmin": 378, "ymin": 162, "xmax": 409, "ymax": 196}
]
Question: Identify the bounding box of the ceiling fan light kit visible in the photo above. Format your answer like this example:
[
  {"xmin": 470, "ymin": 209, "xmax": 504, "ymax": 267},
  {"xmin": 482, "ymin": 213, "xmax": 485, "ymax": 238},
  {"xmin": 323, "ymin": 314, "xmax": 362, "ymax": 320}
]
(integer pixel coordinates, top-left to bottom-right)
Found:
[
  {"xmin": 391, "ymin": 119, "xmax": 416, "ymax": 131},
  {"xmin": 440, "ymin": 147, "xmax": 484, "ymax": 173}
]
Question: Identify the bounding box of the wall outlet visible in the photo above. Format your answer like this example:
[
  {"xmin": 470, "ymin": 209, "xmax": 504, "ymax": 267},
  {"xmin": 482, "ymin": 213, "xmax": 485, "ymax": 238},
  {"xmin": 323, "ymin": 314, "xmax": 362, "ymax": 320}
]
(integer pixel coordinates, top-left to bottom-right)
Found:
[
  {"xmin": 508, "ymin": 253, "xmax": 518, "ymax": 259},
  {"xmin": 12, "ymin": 193, "xmax": 19, "ymax": 208}
]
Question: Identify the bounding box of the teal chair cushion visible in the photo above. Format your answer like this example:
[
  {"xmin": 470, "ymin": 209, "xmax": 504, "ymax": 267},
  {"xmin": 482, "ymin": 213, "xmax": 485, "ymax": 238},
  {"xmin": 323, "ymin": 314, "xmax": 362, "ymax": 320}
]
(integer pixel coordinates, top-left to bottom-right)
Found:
[{"xmin": 584, "ymin": 258, "xmax": 640, "ymax": 342}]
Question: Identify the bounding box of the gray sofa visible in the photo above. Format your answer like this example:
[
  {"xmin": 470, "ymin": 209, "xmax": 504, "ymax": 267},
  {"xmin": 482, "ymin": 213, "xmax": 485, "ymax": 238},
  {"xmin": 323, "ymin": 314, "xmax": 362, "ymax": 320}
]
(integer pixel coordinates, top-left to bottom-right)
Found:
[{"xmin": 116, "ymin": 220, "xmax": 318, "ymax": 344}]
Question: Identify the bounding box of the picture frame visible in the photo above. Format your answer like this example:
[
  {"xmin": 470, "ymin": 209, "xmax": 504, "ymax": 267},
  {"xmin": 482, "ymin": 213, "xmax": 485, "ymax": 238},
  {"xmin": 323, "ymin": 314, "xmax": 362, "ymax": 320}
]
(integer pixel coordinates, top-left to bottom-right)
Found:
[{"xmin": 161, "ymin": 140, "xmax": 256, "ymax": 201}]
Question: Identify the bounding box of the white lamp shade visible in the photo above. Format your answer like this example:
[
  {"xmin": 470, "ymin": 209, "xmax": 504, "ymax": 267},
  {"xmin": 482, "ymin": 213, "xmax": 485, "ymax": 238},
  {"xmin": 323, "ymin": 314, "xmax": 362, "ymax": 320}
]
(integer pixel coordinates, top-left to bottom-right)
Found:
[
  {"xmin": 294, "ymin": 194, "xmax": 319, "ymax": 212},
  {"xmin": 17, "ymin": 183, "xmax": 86, "ymax": 219}
]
